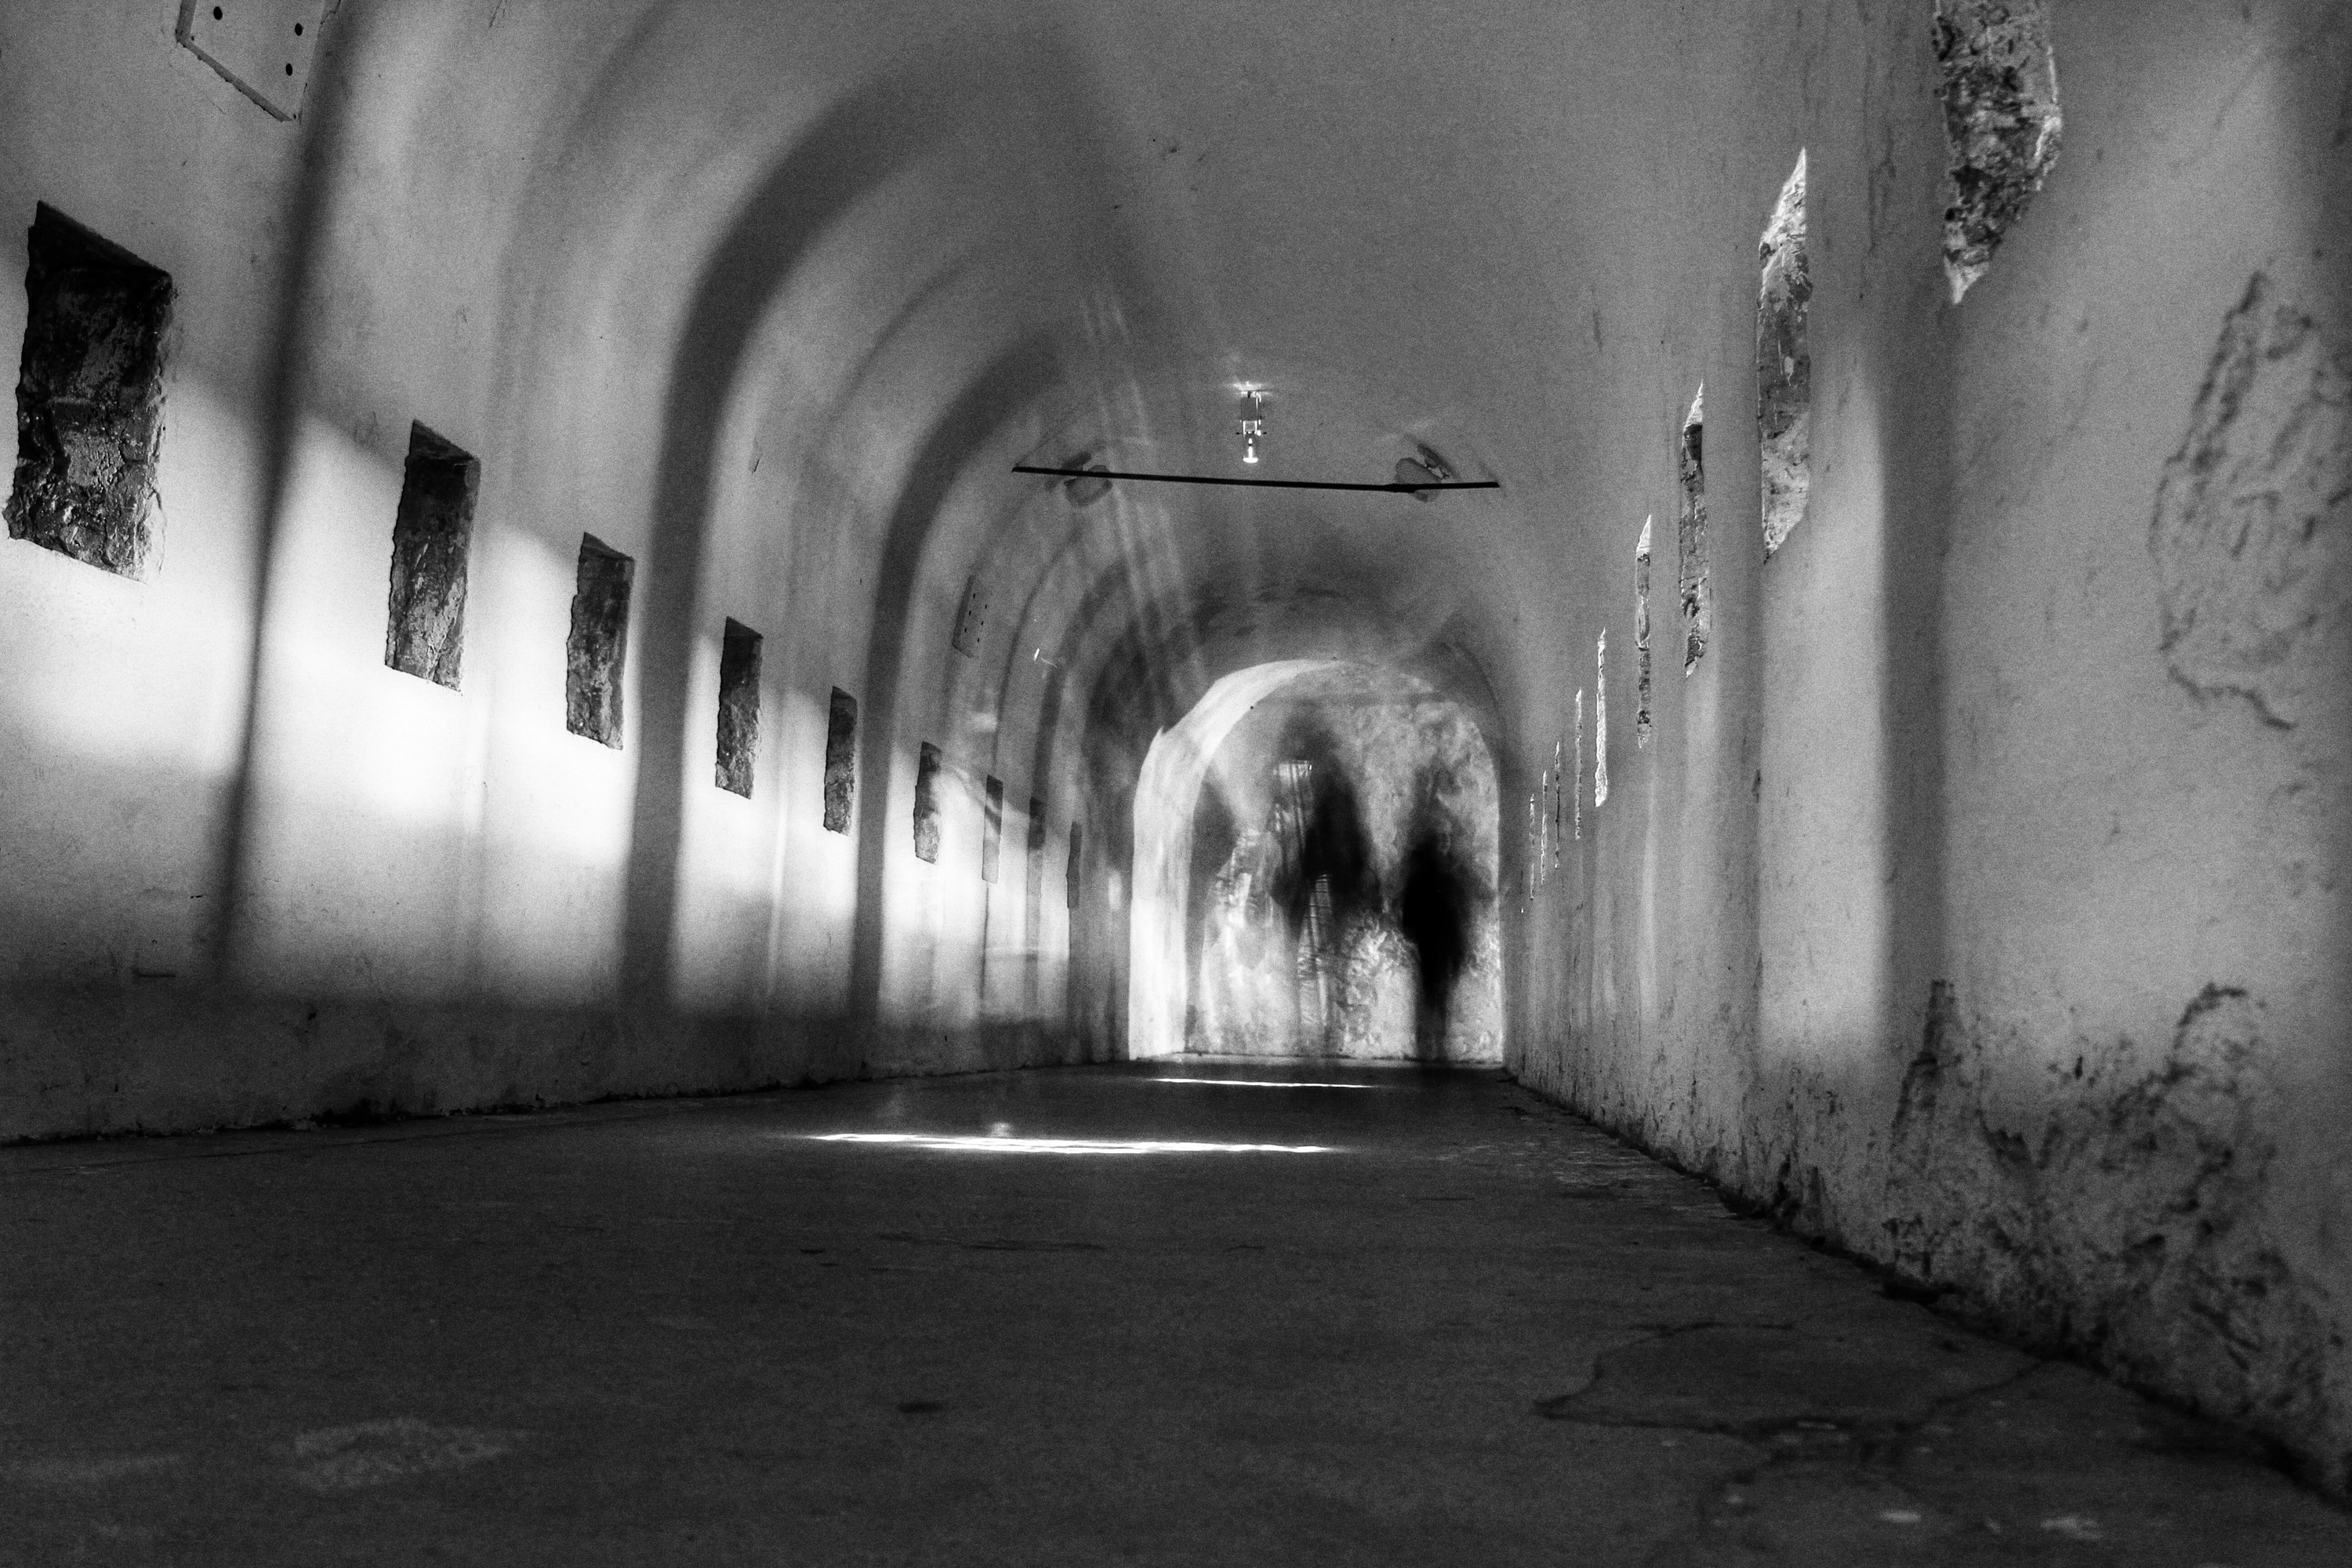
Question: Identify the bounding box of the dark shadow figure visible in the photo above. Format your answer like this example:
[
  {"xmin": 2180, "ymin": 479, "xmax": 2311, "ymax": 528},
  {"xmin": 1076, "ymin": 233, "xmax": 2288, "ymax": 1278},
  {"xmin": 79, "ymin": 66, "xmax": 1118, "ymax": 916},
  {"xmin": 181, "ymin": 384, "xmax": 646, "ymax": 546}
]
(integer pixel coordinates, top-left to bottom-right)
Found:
[
  {"xmin": 1267, "ymin": 715, "xmax": 1374, "ymax": 1054},
  {"xmin": 1396, "ymin": 792, "xmax": 1468, "ymax": 1064},
  {"xmin": 1270, "ymin": 715, "xmax": 1375, "ymax": 936}
]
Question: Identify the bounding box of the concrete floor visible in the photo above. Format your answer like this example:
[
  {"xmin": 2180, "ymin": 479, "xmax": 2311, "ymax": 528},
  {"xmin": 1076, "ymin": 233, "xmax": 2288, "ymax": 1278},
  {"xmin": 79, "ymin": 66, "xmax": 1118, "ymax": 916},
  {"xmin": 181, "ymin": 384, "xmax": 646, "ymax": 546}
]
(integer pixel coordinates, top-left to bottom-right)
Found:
[{"xmin": 3, "ymin": 1064, "xmax": 2347, "ymax": 1566}]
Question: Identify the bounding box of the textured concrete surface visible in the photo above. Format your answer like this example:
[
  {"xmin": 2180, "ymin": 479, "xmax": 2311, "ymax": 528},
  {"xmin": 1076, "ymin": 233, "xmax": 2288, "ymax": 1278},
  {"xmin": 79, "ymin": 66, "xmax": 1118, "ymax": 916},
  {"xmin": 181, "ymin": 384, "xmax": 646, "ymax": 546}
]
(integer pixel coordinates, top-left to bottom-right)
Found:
[{"xmin": 5, "ymin": 1064, "xmax": 2347, "ymax": 1567}]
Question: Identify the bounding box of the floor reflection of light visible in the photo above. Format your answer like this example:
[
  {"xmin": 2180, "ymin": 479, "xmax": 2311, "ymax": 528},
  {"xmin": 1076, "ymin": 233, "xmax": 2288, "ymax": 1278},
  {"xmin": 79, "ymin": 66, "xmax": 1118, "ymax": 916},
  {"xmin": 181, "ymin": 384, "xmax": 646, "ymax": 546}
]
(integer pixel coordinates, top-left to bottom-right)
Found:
[
  {"xmin": 1145, "ymin": 1077, "xmax": 1383, "ymax": 1091},
  {"xmin": 804, "ymin": 1133, "xmax": 1334, "ymax": 1155}
]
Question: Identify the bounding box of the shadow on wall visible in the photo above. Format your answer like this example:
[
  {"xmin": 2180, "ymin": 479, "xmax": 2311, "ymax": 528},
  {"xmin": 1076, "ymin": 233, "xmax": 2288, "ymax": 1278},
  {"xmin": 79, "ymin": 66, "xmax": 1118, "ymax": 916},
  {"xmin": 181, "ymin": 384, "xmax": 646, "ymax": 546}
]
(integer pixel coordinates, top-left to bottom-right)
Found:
[
  {"xmin": 1184, "ymin": 678, "xmax": 1501, "ymax": 1062},
  {"xmin": 0, "ymin": 18, "xmax": 1151, "ymax": 1142}
]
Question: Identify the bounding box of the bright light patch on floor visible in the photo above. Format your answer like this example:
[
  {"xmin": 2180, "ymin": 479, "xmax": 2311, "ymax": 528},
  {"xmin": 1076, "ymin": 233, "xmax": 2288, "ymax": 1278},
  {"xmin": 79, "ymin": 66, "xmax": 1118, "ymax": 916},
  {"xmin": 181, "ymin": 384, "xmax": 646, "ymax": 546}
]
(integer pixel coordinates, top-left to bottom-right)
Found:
[
  {"xmin": 1146, "ymin": 1077, "xmax": 1382, "ymax": 1090},
  {"xmin": 805, "ymin": 1133, "xmax": 1335, "ymax": 1155}
]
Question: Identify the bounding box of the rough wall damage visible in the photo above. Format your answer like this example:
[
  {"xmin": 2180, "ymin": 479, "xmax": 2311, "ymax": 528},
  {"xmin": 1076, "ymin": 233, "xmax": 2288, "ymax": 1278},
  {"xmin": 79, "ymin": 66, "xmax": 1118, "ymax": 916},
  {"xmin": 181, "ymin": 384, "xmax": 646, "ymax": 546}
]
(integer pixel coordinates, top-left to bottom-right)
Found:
[
  {"xmin": 2151, "ymin": 274, "xmax": 2350, "ymax": 729},
  {"xmin": 1676, "ymin": 387, "xmax": 1708, "ymax": 671},
  {"xmin": 822, "ymin": 688, "xmax": 858, "ymax": 832},
  {"xmin": 1935, "ymin": 0, "xmax": 2062, "ymax": 303},
  {"xmin": 564, "ymin": 535, "xmax": 633, "ymax": 747},
  {"xmin": 1887, "ymin": 981, "xmax": 2349, "ymax": 1491},
  {"xmin": 714, "ymin": 619, "xmax": 762, "ymax": 797},
  {"xmin": 5, "ymin": 205, "xmax": 172, "ymax": 578},
  {"xmin": 383, "ymin": 423, "xmax": 477, "ymax": 689},
  {"xmin": 1756, "ymin": 154, "xmax": 1811, "ymax": 559}
]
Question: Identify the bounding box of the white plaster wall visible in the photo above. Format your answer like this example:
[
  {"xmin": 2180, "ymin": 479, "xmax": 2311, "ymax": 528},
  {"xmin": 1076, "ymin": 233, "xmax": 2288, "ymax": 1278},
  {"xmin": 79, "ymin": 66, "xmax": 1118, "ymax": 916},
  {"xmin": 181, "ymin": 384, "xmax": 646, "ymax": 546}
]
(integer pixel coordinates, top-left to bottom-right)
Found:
[
  {"xmin": 0, "ymin": 0, "xmax": 1129, "ymax": 1133},
  {"xmin": 1503, "ymin": 0, "xmax": 2352, "ymax": 1495},
  {"xmin": 3, "ymin": 0, "xmax": 2346, "ymax": 1497}
]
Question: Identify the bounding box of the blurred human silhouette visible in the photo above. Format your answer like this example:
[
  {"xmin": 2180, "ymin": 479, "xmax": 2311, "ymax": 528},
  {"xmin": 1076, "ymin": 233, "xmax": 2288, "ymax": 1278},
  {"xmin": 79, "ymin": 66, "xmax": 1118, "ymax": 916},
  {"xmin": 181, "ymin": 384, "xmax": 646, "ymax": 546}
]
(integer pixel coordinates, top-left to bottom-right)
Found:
[{"xmin": 1396, "ymin": 811, "xmax": 1468, "ymax": 1062}]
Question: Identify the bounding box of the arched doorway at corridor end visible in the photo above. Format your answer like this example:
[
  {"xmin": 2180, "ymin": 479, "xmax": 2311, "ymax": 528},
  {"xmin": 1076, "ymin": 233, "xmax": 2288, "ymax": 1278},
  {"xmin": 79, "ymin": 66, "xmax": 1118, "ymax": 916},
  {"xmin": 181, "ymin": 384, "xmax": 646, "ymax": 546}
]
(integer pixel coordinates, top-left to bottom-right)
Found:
[{"xmin": 1130, "ymin": 662, "xmax": 1502, "ymax": 1064}]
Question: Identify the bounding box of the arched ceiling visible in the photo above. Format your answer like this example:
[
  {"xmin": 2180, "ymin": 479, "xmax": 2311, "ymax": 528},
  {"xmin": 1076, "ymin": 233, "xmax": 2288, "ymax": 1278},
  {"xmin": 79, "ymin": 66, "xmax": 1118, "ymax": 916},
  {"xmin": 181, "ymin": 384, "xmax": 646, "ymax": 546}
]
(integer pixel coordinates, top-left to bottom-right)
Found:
[{"xmin": 317, "ymin": 0, "xmax": 1607, "ymax": 787}]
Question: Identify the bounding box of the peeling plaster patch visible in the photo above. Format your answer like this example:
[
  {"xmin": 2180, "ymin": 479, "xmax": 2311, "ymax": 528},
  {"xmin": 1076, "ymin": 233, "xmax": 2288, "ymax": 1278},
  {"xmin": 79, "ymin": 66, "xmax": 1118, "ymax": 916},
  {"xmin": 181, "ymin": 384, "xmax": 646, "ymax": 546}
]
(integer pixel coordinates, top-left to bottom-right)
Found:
[
  {"xmin": 713, "ymin": 618, "xmax": 761, "ymax": 797},
  {"xmin": 1549, "ymin": 737, "xmax": 1566, "ymax": 869},
  {"xmin": 1593, "ymin": 633, "xmax": 1610, "ymax": 808},
  {"xmin": 1525, "ymin": 791, "xmax": 1541, "ymax": 899},
  {"xmin": 1634, "ymin": 517, "xmax": 1653, "ymax": 747},
  {"xmin": 822, "ymin": 688, "xmax": 858, "ymax": 832},
  {"xmin": 2151, "ymin": 274, "xmax": 2350, "ymax": 729},
  {"xmin": 1935, "ymin": 0, "xmax": 2062, "ymax": 303},
  {"xmin": 564, "ymin": 535, "xmax": 633, "ymax": 748},
  {"xmin": 1757, "ymin": 153, "xmax": 1811, "ymax": 558},
  {"xmin": 1677, "ymin": 389, "xmax": 1709, "ymax": 672},
  {"xmin": 913, "ymin": 742, "xmax": 943, "ymax": 864},
  {"xmin": 288, "ymin": 1418, "xmax": 512, "ymax": 1493},
  {"xmin": 383, "ymin": 423, "xmax": 477, "ymax": 689},
  {"xmin": 6, "ymin": 205, "xmax": 172, "ymax": 578},
  {"xmin": 1889, "ymin": 980, "xmax": 2349, "ymax": 1490},
  {"xmin": 1571, "ymin": 690, "xmax": 1584, "ymax": 841}
]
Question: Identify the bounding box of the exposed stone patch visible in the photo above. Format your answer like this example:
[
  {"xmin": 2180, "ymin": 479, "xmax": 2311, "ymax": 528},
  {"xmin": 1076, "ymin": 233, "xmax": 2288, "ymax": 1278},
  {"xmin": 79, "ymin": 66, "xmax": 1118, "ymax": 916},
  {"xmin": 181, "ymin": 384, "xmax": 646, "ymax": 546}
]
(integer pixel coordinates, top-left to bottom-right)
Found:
[
  {"xmin": 2151, "ymin": 274, "xmax": 2350, "ymax": 729},
  {"xmin": 383, "ymin": 423, "xmax": 477, "ymax": 689},
  {"xmin": 1676, "ymin": 388, "xmax": 1709, "ymax": 672},
  {"xmin": 1887, "ymin": 978, "xmax": 2350, "ymax": 1492},
  {"xmin": 713, "ymin": 618, "xmax": 761, "ymax": 797},
  {"xmin": 913, "ymin": 742, "xmax": 943, "ymax": 864},
  {"xmin": 564, "ymin": 535, "xmax": 633, "ymax": 748},
  {"xmin": 1756, "ymin": 153, "xmax": 1811, "ymax": 559},
  {"xmin": 1634, "ymin": 517, "xmax": 1653, "ymax": 748},
  {"xmin": 1935, "ymin": 0, "xmax": 2063, "ymax": 303},
  {"xmin": 6, "ymin": 205, "xmax": 172, "ymax": 579},
  {"xmin": 822, "ymin": 687, "xmax": 858, "ymax": 832}
]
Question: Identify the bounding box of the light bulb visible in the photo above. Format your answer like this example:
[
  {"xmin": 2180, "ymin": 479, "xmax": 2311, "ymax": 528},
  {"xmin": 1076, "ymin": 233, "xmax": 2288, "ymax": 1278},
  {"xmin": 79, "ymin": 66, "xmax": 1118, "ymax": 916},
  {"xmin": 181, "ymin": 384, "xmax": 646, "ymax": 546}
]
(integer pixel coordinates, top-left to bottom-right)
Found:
[{"xmin": 1237, "ymin": 387, "xmax": 1267, "ymax": 466}]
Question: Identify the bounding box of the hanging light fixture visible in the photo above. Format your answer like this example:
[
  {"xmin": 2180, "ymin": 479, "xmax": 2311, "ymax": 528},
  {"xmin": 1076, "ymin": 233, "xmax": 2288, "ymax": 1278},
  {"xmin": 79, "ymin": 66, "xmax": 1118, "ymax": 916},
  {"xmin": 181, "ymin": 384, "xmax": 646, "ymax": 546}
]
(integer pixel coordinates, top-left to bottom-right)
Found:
[{"xmin": 1237, "ymin": 387, "xmax": 1266, "ymax": 465}]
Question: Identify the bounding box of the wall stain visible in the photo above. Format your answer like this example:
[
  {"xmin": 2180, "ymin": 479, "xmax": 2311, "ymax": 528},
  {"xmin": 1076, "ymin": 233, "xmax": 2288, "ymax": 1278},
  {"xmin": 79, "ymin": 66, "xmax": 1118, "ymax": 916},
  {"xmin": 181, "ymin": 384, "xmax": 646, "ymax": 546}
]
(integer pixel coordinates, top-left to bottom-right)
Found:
[
  {"xmin": 1887, "ymin": 979, "xmax": 2347, "ymax": 1491},
  {"xmin": 2151, "ymin": 273, "xmax": 2350, "ymax": 730}
]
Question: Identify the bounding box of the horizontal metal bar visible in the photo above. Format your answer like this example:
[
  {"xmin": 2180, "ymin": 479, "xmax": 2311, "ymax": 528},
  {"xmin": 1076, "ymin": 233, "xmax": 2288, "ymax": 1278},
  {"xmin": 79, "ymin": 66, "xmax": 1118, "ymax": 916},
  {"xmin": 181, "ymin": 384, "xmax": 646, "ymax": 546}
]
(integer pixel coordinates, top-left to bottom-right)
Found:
[{"xmin": 1011, "ymin": 464, "xmax": 1500, "ymax": 494}]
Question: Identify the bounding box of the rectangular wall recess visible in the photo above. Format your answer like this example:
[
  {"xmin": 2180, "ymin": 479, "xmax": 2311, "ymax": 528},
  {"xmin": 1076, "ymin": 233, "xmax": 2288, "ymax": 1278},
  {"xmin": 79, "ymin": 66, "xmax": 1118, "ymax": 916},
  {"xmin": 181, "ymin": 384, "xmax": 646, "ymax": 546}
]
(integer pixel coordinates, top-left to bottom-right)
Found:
[
  {"xmin": 822, "ymin": 688, "xmax": 858, "ymax": 833},
  {"xmin": 713, "ymin": 619, "xmax": 762, "ymax": 797},
  {"xmin": 565, "ymin": 534, "xmax": 633, "ymax": 748},
  {"xmin": 981, "ymin": 776, "xmax": 1005, "ymax": 884},
  {"xmin": 912, "ymin": 743, "xmax": 944, "ymax": 863},
  {"xmin": 6, "ymin": 205, "xmax": 174, "ymax": 579},
  {"xmin": 1065, "ymin": 822, "xmax": 1083, "ymax": 910},
  {"xmin": 383, "ymin": 422, "xmax": 477, "ymax": 688}
]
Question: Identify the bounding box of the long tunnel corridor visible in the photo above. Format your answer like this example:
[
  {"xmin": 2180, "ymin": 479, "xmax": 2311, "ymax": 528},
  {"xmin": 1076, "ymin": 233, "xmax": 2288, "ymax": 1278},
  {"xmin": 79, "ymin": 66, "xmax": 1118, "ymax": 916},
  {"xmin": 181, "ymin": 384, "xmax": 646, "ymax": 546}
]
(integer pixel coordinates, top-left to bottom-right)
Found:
[{"xmin": 4, "ymin": 0, "xmax": 2350, "ymax": 1559}]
